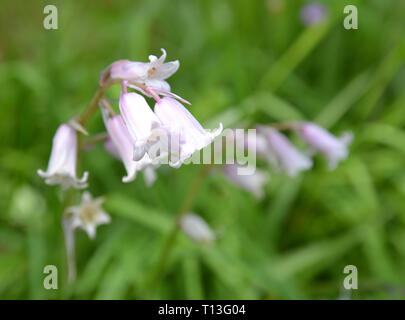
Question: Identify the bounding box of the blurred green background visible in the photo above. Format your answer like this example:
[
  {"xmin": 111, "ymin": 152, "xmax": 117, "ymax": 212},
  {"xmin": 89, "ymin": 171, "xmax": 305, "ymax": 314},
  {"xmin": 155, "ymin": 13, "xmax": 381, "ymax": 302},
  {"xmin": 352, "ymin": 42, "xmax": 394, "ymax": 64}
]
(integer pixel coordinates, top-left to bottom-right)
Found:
[{"xmin": 1, "ymin": 0, "xmax": 405, "ymax": 299}]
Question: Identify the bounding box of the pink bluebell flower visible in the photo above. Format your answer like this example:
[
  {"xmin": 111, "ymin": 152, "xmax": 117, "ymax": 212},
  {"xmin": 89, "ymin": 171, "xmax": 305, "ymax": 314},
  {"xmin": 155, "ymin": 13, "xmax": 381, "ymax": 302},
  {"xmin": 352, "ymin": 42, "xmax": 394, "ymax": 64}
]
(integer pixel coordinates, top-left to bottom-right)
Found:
[
  {"xmin": 104, "ymin": 114, "xmax": 138, "ymax": 182},
  {"xmin": 105, "ymin": 49, "xmax": 179, "ymax": 91},
  {"xmin": 104, "ymin": 130, "xmax": 158, "ymax": 186},
  {"xmin": 244, "ymin": 130, "xmax": 279, "ymax": 169},
  {"xmin": 119, "ymin": 91, "xmax": 166, "ymax": 162},
  {"xmin": 37, "ymin": 124, "xmax": 88, "ymax": 189},
  {"xmin": 154, "ymin": 97, "xmax": 223, "ymax": 167},
  {"xmin": 104, "ymin": 105, "xmax": 160, "ymax": 183},
  {"xmin": 102, "ymin": 101, "xmax": 160, "ymax": 184},
  {"xmin": 259, "ymin": 126, "xmax": 312, "ymax": 176},
  {"xmin": 295, "ymin": 122, "xmax": 353, "ymax": 169}
]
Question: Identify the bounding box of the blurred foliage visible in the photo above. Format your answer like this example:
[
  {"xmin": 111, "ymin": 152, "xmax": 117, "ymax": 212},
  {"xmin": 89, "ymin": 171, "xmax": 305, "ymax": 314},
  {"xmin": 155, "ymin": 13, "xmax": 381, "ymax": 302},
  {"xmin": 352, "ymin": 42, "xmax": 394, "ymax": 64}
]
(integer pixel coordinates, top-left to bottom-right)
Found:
[{"xmin": 0, "ymin": 0, "xmax": 405, "ymax": 299}]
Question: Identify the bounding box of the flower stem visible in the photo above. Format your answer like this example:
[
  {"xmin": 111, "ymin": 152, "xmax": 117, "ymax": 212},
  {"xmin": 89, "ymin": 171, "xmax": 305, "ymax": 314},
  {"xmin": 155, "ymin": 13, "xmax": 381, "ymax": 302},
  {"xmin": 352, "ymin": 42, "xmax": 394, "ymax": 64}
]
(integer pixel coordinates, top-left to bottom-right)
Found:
[
  {"xmin": 79, "ymin": 79, "xmax": 120, "ymax": 128},
  {"xmin": 82, "ymin": 132, "xmax": 108, "ymax": 150},
  {"xmin": 62, "ymin": 217, "xmax": 77, "ymax": 283}
]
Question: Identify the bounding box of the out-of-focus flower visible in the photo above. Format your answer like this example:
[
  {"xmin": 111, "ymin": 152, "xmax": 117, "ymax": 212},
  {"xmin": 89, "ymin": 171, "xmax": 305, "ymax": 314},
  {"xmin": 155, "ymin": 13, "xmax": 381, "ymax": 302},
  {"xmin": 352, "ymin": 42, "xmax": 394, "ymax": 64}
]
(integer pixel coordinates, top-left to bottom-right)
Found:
[
  {"xmin": 244, "ymin": 131, "xmax": 268, "ymax": 156},
  {"xmin": 294, "ymin": 122, "xmax": 353, "ymax": 170},
  {"xmin": 65, "ymin": 192, "xmax": 110, "ymax": 239},
  {"xmin": 244, "ymin": 130, "xmax": 278, "ymax": 168},
  {"xmin": 259, "ymin": 126, "xmax": 312, "ymax": 176},
  {"xmin": 180, "ymin": 213, "xmax": 215, "ymax": 244},
  {"xmin": 300, "ymin": 2, "xmax": 328, "ymax": 26},
  {"xmin": 103, "ymin": 49, "xmax": 179, "ymax": 91},
  {"xmin": 37, "ymin": 124, "xmax": 88, "ymax": 189},
  {"xmin": 119, "ymin": 91, "xmax": 166, "ymax": 162},
  {"xmin": 154, "ymin": 97, "xmax": 223, "ymax": 167},
  {"xmin": 224, "ymin": 164, "xmax": 269, "ymax": 199}
]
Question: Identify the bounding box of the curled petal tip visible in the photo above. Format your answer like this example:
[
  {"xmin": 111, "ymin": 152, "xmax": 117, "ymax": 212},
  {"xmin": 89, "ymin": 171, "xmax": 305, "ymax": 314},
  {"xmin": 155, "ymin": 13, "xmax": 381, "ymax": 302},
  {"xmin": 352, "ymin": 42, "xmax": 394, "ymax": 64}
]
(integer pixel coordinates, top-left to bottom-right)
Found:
[
  {"xmin": 37, "ymin": 169, "xmax": 46, "ymax": 178},
  {"xmin": 79, "ymin": 171, "xmax": 89, "ymax": 182},
  {"xmin": 122, "ymin": 173, "xmax": 136, "ymax": 183}
]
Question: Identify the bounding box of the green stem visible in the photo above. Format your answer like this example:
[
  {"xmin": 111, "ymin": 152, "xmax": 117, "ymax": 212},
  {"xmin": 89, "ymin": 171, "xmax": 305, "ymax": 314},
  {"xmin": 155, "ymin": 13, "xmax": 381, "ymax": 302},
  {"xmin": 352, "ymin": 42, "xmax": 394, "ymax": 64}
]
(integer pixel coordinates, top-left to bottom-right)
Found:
[
  {"xmin": 82, "ymin": 132, "xmax": 108, "ymax": 150},
  {"xmin": 78, "ymin": 79, "xmax": 120, "ymax": 127}
]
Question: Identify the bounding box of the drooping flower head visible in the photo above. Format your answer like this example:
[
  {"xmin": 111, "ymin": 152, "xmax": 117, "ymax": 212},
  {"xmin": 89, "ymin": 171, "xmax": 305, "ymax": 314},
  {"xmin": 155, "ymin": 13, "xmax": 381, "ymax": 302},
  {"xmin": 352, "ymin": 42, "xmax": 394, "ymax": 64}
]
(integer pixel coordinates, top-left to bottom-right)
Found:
[
  {"xmin": 119, "ymin": 91, "xmax": 166, "ymax": 162},
  {"xmin": 258, "ymin": 126, "xmax": 312, "ymax": 176},
  {"xmin": 154, "ymin": 97, "xmax": 223, "ymax": 167},
  {"xmin": 243, "ymin": 130, "xmax": 279, "ymax": 169},
  {"xmin": 104, "ymin": 49, "xmax": 179, "ymax": 91},
  {"xmin": 102, "ymin": 100, "xmax": 160, "ymax": 183},
  {"xmin": 65, "ymin": 192, "xmax": 110, "ymax": 239},
  {"xmin": 37, "ymin": 124, "xmax": 88, "ymax": 189},
  {"xmin": 104, "ymin": 128, "xmax": 158, "ymax": 186},
  {"xmin": 294, "ymin": 122, "xmax": 353, "ymax": 170}
]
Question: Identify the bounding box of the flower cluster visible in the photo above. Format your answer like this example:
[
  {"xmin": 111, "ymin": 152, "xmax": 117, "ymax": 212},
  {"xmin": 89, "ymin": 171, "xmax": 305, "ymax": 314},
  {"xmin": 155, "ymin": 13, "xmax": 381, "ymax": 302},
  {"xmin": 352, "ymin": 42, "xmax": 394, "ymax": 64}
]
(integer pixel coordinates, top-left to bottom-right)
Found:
[
  {"xmin": 38, "ymin": 49, "xmax": 223, "ymax": 189},
  {"xmin": 37, "ymin": 49, "xmax": 224, "ymax": 275},
  {"xmin": 224, "ymin": 122, "xmax": 352, "ymax": 198}
]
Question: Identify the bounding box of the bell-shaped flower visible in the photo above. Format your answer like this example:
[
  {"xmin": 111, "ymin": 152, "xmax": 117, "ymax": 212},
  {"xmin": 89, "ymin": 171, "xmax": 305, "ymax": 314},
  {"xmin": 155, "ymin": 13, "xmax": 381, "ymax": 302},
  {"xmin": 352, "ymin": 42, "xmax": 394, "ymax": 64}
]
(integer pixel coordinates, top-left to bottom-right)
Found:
[
  {"xmin": 244, "ymin": 131, "xmax": 268, "ymax": 156},
  {"xmin": 65, "ymin": 192, "xmax": 111, "ymax": 239},
  {"xmin": 243, "ymin": 130, "xmax": 279, "ymax": 168},
  {"xmin": 154, "ymin": 97, "xmax": 223, "ymax": 167},
  {"xmin": 295, "ymin": 122, "xmax": 353, "ymax": 170},
  {"xmin": 180, "ymin": 213, "xmax": 216, "ymax": 244},
  {"xmin": 224, "ymin": 164, "xmax": 269, "ymax": 199},
  {"xmin": 37, "ymin": 124, "xmax": 88, "ymax": 189},
  {"xmin": 104, "ymin": 114, "xmax": 138, "ymax": 182},
  {"xmin": 259, "ymin": 126, "xmax": 312, "ymax": 176},
  {"xmin": 104, "ymin": 129, "xmax": 158, "ymax": 186},
  {"xmin": 105, "ymin": 49, "xmax": 179, "ymax": 91},
  {"xmin": 119, "ymin": 91, "xmax": 167, "ymax": 162},
  {"xmin": 103, "ymin": 104, "xmax": 159, "ymax": 184}
]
